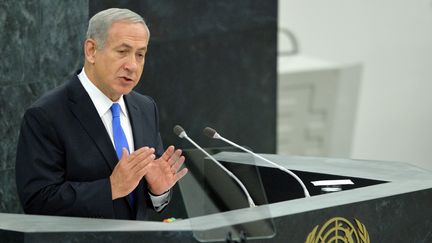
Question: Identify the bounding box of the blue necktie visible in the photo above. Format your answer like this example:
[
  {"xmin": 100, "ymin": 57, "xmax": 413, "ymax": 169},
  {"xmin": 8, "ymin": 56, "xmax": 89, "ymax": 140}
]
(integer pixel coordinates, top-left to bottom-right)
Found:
[{"xmin": 111, "ymin": 103, "xmax": 135, "ymax": 206}]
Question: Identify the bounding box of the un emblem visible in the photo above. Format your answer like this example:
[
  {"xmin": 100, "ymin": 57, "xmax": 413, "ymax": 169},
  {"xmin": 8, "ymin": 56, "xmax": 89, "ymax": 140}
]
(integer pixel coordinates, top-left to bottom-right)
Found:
[{"xmin": 305, "ymin": 217, "xmax": 370, "ymax": 243}]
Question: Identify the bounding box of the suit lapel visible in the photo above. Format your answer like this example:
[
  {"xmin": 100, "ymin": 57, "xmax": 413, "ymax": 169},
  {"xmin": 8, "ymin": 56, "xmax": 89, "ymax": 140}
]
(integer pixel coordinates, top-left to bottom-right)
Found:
[
  {"xmin": 66, "ymin": 77, "xmax": 118, "ymax": 171},
  {"xmin": 124, "ymin": 94, "xmax": 145, "ymax": 149},
  {"xmin": 124, "ymin": 94, "xmax": 150, "ymax": 215}
]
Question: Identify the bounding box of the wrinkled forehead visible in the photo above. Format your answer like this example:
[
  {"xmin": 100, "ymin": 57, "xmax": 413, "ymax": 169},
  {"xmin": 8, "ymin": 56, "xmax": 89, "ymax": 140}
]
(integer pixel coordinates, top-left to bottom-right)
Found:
[
  {"xmin": 105, "ymin": 21, "xmax": 150, "ymax": 45},
  {"xmin": 108, "ymin": 20, "xmax": 150, "ymax": 37}
]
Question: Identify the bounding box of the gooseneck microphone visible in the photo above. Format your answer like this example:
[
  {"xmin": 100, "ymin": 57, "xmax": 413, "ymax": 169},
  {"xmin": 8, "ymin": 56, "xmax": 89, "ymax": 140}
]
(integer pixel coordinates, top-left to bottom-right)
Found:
[
  {"xmin": 173, "ymin": 125, "xmax": 256, "ymax": 207},
  {"xmin": 203, "ymin": 127, "xmax": 311, "ymax": 198}
]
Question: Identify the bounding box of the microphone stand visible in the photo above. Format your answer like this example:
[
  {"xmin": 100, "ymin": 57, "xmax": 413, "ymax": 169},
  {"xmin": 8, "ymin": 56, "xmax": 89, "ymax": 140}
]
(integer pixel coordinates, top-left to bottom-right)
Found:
[
  {"xmin": 174, "ymin": 126, "xmax": 257, "ymax": 207},
  {"xmin": 204, "ymin": 127, "xmax": 311, "ymax": 198}
]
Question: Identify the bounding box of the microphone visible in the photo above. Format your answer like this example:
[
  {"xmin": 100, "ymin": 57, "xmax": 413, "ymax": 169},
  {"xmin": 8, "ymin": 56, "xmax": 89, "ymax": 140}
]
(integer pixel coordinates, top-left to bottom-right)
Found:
[
  {"xmin": 203, "ymin": 127, "xmax": 311, "ymax": 198},
  {"xmin": 173, "ymin": 125, "xmax": 256, "ymax": 207}
]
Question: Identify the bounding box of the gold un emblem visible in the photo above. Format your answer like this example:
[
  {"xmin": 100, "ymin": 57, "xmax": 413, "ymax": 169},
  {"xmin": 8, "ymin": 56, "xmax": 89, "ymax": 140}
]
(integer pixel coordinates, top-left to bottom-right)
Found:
[{"xmin": 305, "ymin": 217, "xmax": 370, "ymax": 243}]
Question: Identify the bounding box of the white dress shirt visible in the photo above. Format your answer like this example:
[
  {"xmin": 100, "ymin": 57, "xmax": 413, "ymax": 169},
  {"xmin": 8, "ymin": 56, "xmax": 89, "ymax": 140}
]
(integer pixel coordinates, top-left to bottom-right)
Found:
[{"xmin": 77, "ymin": 68, "xmax": 168, "ymax": 211}]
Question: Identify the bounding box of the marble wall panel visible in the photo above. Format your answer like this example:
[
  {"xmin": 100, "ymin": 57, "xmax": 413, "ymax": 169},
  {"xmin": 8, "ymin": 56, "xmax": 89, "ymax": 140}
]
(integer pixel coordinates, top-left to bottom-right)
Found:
[
  {"xmin": 0, "ymin": 0, "xmax": 89, "ymax": 213},
  {"xmin": 0, "ymin": 124, "xmax": 19, "ymax": 171},
  {"xmin": 142, "ymin": 26, "xmax": 277, "ymax": 152},
  {"xmin": 0, "ymin": 169, "xmax": 22, "ymax": 213},
  {"xmin": 38, "ymin": 0, "xmax": 88, "ymax": 82},
  {"xmin": 91, "ymin": 0, "xmax": 275, "ymax": 41},
  {"xmin": 0, "ymin": 81, "xmax": 59, "ymax": 170},
  {"xmin": 0, "ymin": 0, "xmax": 40, "ymax": 85}
]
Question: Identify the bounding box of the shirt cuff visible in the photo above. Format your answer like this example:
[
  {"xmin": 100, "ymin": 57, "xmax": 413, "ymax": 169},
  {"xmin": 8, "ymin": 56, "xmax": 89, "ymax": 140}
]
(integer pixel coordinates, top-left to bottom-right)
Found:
[{"xmin": 149, "ymin": 190, "xmax": 170, "ymax": 212}]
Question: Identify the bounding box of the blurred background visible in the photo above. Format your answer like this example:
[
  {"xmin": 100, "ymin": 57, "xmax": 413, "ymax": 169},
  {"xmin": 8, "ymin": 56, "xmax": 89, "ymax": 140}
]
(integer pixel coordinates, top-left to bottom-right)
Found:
[
  {"xmin": 278, "ymin": 0, "xmax": 432, "ymax": 170},
  {"xmin": 1, "ymin": 0, "xmax": 431, "ymax": 215}
]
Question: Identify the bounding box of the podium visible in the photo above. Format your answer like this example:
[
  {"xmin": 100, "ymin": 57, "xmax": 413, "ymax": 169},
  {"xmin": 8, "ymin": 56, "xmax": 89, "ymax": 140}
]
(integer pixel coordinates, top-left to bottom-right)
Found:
[{"xmin": 2, "ymin": 151, "xmax": 432, "ymax": 242}]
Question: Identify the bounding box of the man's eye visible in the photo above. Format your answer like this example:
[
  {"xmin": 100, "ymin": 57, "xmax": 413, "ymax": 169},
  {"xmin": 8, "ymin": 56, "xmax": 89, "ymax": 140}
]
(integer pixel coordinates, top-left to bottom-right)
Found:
[{"xmin": 118, "ymin": 50, "xmax": 127, "ymax": 54}]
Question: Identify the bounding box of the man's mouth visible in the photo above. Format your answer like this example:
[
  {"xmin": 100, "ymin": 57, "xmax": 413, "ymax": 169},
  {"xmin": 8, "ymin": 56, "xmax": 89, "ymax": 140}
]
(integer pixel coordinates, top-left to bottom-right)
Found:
[{"xmin": 120, "ymin": 76, "xmax": 134, "ymax": 82}]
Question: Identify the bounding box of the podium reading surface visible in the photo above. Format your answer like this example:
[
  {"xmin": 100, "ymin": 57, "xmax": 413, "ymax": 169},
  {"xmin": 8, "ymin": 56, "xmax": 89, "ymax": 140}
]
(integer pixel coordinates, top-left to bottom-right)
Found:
[{"xmin": 1, "ymin": 152, "xmax": 432, "ymax": 242}]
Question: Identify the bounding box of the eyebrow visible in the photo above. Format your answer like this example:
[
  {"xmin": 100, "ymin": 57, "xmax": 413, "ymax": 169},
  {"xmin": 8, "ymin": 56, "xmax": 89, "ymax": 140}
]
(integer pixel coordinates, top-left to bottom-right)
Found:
[{"xmin": 116, "ymin": 43, "xmax": 147, "ymax": 51}]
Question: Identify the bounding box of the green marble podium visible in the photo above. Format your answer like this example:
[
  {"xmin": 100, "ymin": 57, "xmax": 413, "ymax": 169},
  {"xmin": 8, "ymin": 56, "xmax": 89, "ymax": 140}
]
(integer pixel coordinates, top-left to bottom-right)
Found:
[{"xmin": 1, "ymin": 152, "xmax": 432, "ymax": 242}]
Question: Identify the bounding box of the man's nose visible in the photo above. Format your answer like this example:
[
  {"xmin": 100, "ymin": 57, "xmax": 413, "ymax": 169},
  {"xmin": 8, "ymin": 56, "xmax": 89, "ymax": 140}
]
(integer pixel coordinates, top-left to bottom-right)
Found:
[{"xmin": 123, "ymin": 54, "xmax": 138, "ymax": 72}]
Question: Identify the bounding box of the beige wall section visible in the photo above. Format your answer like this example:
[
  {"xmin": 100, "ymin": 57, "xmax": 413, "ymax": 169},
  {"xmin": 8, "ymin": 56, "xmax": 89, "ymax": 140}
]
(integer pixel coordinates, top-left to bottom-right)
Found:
[{"xmin": 279, "ymin": 0, "xmax": 432, "ymax": 170}]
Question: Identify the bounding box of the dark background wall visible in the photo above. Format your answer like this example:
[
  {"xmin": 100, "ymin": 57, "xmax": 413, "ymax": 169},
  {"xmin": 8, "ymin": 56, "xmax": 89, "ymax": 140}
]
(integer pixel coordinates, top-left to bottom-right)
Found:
[
  {"xmin": 89, "ymin": 0, "xmax": 277, "ymax": 153},
  {"xmin": 0, "ymin": 0, "xmax": 276, "ymax": 216}
]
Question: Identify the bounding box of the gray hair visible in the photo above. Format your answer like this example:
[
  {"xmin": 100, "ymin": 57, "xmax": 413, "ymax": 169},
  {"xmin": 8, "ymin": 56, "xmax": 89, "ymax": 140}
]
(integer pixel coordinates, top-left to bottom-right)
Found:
[{"xmin": 86, "ymin": 8, "xmax": 150, "ymax": 49}]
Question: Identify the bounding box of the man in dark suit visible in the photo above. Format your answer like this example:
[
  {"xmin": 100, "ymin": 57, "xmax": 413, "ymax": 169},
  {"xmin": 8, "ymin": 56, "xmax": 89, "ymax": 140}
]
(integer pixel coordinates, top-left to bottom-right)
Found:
[{"xmin": 15, "ymin": 8, "xmax": 187, "ymax": 220}]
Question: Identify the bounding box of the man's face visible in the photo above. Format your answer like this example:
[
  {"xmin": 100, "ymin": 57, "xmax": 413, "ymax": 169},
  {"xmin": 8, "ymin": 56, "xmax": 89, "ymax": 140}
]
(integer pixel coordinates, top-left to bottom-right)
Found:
[{"xmin": 91, "ymin": 21, "xmax": 149, "ymax": 101}]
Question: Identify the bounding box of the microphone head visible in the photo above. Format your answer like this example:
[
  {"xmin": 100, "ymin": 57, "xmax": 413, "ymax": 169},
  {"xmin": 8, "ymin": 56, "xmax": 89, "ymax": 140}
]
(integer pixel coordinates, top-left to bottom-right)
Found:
[
  {"xmin": 173, "ymin": 125, "xmax": 186, "ymax": 138},
  {"xmin": 203, "ymin": 127, "xmax": 217, "ymax": 138}
]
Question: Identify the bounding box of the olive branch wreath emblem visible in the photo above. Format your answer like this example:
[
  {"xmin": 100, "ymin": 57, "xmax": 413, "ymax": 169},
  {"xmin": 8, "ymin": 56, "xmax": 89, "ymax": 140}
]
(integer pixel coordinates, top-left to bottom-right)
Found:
[{"xmin": 305, "ymin": 217, "xmax": 370, "ymax": 243}]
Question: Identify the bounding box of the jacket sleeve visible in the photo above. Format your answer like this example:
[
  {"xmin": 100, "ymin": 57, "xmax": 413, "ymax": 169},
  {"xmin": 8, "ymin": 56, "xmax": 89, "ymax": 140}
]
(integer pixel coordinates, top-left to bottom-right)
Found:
[{"xmin": 15, "ymin": 107, "xmax": 115, "ymax": 218}]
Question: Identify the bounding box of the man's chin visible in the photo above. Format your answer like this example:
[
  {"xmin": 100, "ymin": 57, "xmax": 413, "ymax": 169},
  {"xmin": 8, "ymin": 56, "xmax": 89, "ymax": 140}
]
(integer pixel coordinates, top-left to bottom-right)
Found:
[
  {"xmin": 117, "ymin": 86, "xmax": 135, "ymax": 96},
  {"xmin": 118, "ymin": 81, "xmax": 136, "ymax": 90}
]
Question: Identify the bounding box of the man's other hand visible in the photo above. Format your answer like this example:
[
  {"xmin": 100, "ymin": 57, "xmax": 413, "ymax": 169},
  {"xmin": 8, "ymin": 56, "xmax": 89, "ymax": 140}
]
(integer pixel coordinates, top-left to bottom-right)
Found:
[{"xmin": 145, "ymin": 145, "xmax": 188, "ymax": 195}]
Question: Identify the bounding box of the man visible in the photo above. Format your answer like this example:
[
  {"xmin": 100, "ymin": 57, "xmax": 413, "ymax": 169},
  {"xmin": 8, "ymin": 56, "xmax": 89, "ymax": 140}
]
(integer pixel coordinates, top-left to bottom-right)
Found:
[{"xmin": 15, "ymin": 8, "xmax": 187, "ymax": 220}]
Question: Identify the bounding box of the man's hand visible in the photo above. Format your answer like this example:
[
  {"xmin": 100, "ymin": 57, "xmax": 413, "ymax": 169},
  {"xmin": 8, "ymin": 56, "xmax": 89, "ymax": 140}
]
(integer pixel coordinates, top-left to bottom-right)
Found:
[
  {"xmin": 110, "ymin": 147, "xmax": 155, "ymax": 200},
  {"xmin": 145, "ymin": 145, "xmax": 188, "ymax": 195}
]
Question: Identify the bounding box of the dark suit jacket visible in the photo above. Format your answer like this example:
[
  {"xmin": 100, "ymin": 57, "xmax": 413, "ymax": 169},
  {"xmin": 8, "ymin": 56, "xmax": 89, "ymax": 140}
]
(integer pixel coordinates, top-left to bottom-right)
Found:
[{"xmin": 15, "ymin": 75, "xmax": 165, "ymax": 220}]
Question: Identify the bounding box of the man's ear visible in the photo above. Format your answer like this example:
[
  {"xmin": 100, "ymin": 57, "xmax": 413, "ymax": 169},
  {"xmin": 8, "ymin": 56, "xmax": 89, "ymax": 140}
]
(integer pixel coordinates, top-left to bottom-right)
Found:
[{"xmin": 84, "ymin": 39, "xmax": 98, "ymax": 64}]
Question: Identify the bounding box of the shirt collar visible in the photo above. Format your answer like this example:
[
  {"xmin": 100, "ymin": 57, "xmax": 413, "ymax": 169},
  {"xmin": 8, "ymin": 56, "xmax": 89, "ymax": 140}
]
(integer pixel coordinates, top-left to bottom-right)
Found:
[{"xmin": 77, "ymin": 68, "xmax": 128, "ymax": 118}]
